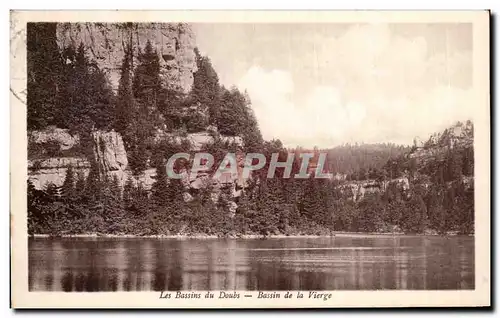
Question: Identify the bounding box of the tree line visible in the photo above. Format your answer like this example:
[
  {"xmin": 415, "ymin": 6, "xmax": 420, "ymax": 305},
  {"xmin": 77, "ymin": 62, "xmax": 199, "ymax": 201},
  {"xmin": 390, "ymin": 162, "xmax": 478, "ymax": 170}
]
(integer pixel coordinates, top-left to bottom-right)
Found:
[{"xmin": 28, "ymin": 139, "xmax": 474, "ymax": 237}]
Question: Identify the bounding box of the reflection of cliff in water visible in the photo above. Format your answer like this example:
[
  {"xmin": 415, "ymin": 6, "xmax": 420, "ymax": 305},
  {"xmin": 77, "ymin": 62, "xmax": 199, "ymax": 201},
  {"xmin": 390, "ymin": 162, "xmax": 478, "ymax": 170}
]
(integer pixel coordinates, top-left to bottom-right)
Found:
[{"xmin": 28, "ymin": 236, "xmax": 475, "ymax": 291}]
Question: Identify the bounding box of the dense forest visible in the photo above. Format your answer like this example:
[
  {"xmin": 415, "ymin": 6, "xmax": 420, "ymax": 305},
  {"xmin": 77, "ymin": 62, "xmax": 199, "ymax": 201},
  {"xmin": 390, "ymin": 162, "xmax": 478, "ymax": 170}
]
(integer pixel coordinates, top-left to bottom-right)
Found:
[{"xmin": 27, "ymin": 23, "xmax": 474, "ymax": 237}]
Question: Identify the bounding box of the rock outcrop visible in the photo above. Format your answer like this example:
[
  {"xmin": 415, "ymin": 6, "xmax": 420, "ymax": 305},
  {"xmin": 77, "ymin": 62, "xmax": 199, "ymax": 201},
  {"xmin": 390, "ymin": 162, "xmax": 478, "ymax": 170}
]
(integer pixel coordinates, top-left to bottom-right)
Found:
[
  {"xmin": 28, "ymin": 157, "xmax": 90, "ymax": 189},
  {"xmin": 155, "ymin": 131, "xmax": 244, "ymax": 151},
  {"xmin": 92, "ymin": 130, "xmax": 128, "ymax": 174},
  {"xmin": 410, "ymin": 121, "xmax": 473, "ymax": 166},
  {"xmin": 338, "ymin": 177, "xmax": 410, "ymax": 202},
  {"xmin": 28, "ymin": 129, "xmax": 130, "ymax": 188},
  {"xmin": 29, "ymin": 127, "xmax": 79, "ymax": 151},
  {"xmin": 337, "ymin": 121, "xmax": 474, "ymax": 202},
  {"xmin": 28, "ymin": 127, "xmax": 246, "ymax": 204},
  {"xmin": 56, "ymin": 23, "xmax": 197, "ymax": 94}
]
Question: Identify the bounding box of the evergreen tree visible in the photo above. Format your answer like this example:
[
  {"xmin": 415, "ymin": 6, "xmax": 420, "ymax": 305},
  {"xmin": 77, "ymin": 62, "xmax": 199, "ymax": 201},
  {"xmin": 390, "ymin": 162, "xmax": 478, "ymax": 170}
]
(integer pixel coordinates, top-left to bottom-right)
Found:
[
  {"xmin": 101, "ymin": 175, "xmax": 124, "ymax": 233},
  {"xmin": 192, "ymin": 48, "xmax": 221, "ymax": 125},
  {"xmin": 123, "ymin": 176, "xmax": 135, "ymax": 210},
  {"xmin": 151, "ymin": 162, "xmax": 170, "ymax": 207},
  {"xmin": 44, "ymin": 182, "xmax": 61, "ymax": 201},
  {"xmin": 446, "ymin": 150, "xmax": 463, "ymax": 181},
  {"xmin": 115, "ymin": 43, "xmax": 135, "ymax": 136},
  {"xmin": 61, "ymin": 166, "xmax": 76, "ymax": 200},
  {"xmin": 27, "ymin": 180, "xmax": 45, "ymax": 234},
  {"xmin": 457, "ymin": 182, "xmax": 474, "ymax": 234},
  {"xmin": 124, "ymin": 41, "xmax": 165, "ymax": 175},
  {"xmin": 57, "ymin": 42, "xmax": 114, "ymax": 133},
  {"xmin": 84, "ymin": 161, "xmax": 103, "ymax": 202},
  {"xmin": 133, "ymin": 40, "xmax": 161, "ymax": 107},
  {"xmin": 27, "ymin": 23, "xmax": 62, "ymax": 129},
  {"xmin": 218, "ymin": 87, "xmax": 248, "ymax": 136},
  {"xmin": 299, "ymin": 178, "xmax": 323, "ymax": 221},
  {"xmin": 166, "ymin": 178, "xmax": 185, "ymax": 207},
  {"xmin": 462, "ymin": 147, "xmax": 474, "ymax": 176},
  {"xmin": 240, "ymin": 91, "xmax": 264, "ymax": 152},
  {"xmin": 357, "ymin": 195, "xmax": 384, "ymax": 232},
  {"xmin": 74, "ymin": 172, "xmax": 86, "ymax": 199},
  {"xmin": 400, "ymin": 193, "xmax": 428, "ymax": 233}
]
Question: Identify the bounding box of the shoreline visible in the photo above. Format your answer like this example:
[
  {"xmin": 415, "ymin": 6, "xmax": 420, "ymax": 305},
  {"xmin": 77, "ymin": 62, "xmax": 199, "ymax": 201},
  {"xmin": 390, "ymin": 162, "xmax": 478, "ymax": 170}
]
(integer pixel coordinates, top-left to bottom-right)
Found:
[{"xmin": 29, "ymin": 231, "xmax": 472, "ymax": 239}]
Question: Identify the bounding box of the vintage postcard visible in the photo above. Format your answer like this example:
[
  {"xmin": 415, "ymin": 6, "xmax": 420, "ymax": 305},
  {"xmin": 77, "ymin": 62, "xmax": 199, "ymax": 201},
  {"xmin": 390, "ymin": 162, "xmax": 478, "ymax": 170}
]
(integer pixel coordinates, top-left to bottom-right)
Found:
[{"xmin": 10, "ymin": 10, "xmax": 490, "ymax": 308}]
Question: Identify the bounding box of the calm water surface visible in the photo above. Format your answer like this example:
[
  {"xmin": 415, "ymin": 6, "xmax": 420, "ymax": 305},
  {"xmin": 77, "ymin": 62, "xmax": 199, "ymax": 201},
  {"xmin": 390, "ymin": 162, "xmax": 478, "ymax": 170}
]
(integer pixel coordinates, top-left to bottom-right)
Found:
[{"xmin": 28, "ymin": 236, "xmax": 474, "ymax": 291}]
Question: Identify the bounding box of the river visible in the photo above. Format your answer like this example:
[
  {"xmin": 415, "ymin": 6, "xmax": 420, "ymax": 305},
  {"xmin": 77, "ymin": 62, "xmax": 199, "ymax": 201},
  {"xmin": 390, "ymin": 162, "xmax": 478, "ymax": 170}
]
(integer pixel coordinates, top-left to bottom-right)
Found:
[{"xmin": 28, "ymin": 235, "xmax": 474, "ymax": 291}]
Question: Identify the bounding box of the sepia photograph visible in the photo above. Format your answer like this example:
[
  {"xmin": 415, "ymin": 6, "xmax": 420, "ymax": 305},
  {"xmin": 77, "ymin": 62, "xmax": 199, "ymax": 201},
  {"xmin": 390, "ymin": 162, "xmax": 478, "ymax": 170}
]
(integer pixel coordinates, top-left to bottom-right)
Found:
[{"xmin": 10, "ymin": 10, "xmax": 490, "ymax": 308}]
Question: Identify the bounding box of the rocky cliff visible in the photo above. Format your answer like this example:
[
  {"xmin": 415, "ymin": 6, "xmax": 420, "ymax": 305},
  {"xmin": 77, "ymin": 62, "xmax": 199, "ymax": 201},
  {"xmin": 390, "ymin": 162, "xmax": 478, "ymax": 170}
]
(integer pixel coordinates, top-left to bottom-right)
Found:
[
  {"xmin": 28, "ymin": 129, "xmax": 128, "ymax": 188},
  {"xmin": 28, "ymin": 128, "xmax": 245, "ymax": 194},
  {"xmin": 29, "ymin": 22, "xmax": 197, "ymax": 190},
  {"xmin": 338, "ymin": 177, "xmax": 410, "ymax": 202},
  {"xmin": 336, "ymin": 121, "xmax": 474, "ymax": 202},
  {"xmin": 56, "ymin": 23, "xmax": 197, "ymax": 94},
  {"xmin": 410, "ymin": 121, "xmax": 474, "ymax": 166}
]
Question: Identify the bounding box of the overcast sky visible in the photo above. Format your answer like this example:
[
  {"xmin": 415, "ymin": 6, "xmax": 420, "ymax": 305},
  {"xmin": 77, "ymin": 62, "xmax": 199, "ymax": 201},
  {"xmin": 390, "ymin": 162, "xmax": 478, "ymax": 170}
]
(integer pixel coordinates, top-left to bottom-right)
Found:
[{"xmin": 193, "ymin": 23, "xmax": 473, "ymax": 148}]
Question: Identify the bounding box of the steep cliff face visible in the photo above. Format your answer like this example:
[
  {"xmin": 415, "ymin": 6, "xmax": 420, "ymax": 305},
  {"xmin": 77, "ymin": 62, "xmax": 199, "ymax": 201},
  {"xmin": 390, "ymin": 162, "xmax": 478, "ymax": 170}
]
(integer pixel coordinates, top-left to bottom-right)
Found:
[
  {"xmin": 28, "ymin": 157, "xmax": 90, "ymax": 189},
  {"xmin": 56, "ymin": 22, "xmax": 197, "ymax": 94},
  {"xmin": 410, "ymin": 121, "xmax": 474, "ymax": 166},
  {"xmin": 338, "ymin": 177, "xmax": 410, "ymax": 202},
  {"xmin": 336, "ymin": 121, "xmax": 474, "ymax": 202},
  {"xmin": 92, "ymin": 130, "xmax": 128, "ymax": 175},
  {"xmin": 29, "ymin": 22, "xmax": 200, "ymax": 189},
  {"xmin": 28, "ymin": 129, "xmax": 129, "ymax": 188},
  {"xmin": 28, "ymin": 128, "xmax": 246, "ymax": 202},
  {"xmin": 30, "ymin": 128, "xmax": 80, "ymax": 151}
]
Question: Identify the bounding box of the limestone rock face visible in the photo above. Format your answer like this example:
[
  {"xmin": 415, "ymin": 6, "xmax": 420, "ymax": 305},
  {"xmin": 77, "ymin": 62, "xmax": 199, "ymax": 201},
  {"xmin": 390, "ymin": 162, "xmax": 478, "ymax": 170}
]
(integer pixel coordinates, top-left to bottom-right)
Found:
[
  {"xmin": 155, "ymin": 131, "xmax": 244, "ymax": 151},
  {"xmin": 28, "ymin": 128, "xmax": 131, "ymax": 189},
  {"xmin": 410, "ymin": 121, "xmax": 474, "ymax": 165},
  {"xmin": 337, "ymin": 177, "xmax": 411, "ymax": 202},
  {"xmin": 92, "ymin": 130, "xmax": 128, "ymax": 173},
  {"xmin": 28, "ymin": 157, "xmax": 90, "ymax": 189},
  {"xmin": 29, "ymin": 127, "xmax": 79, "ymax": 150},
  {"xmin": 56, "ymin": 22, "xmax": 197, "ymax": 94}
]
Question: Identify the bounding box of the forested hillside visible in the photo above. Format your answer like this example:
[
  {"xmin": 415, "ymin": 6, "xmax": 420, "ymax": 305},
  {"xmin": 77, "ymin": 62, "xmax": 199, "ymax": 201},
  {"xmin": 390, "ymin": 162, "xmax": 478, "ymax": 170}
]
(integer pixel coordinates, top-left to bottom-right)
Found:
[
  {"xmin": 27, "ymin": 23, "xmax": 474, "ymax": 237},
  {"xmin": 324, "ymin": 143, "xmax": 410, "ymax": 177}
]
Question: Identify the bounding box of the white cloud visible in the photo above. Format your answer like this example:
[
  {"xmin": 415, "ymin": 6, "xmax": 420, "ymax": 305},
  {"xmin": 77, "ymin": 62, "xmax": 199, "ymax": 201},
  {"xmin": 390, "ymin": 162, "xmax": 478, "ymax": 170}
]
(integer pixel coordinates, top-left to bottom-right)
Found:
[
  {"xmin": 237, "ymin": 23, "xmax": 473, "ymax": 148},
  {"xmin": 239, "ymin": 67, "xmax": 474, "ymax": 147},
  {"xmin": 239, "ymin": 66, "xmax": 368, "ymax": 147}
]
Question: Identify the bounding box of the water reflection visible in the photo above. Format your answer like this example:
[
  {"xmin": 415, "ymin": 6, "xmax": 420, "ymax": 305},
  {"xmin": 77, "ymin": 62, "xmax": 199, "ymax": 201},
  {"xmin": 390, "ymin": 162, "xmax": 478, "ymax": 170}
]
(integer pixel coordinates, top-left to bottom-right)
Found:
[{"xmin": 28, "ymin": 236, "xmax": 475, "ymax": 291}]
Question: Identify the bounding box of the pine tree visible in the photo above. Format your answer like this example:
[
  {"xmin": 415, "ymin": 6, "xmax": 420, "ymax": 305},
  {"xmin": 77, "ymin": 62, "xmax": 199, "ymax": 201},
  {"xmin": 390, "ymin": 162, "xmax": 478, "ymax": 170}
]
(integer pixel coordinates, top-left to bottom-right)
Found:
[
  {"xmin": 56, "ymin": 42, "xmax": 114, "ymax": 133},
  {"xmin": 44, "ymin": 182, "xmax": 61, "ymax": 201},
  {"xmin": 457, "ymin": 182, "xmax": 474, "ymax": 234},
  {"xmin": 217, "ymin": 87, "xmax": 249, "ymax": 136},
  {"xmin": 166, "ymin": 178, "xmax": 185, "ymax": 207},
  {"xmin": 192, "ymin": 48, "xmax": 221, "ymax": 125},
  {"xmin": 84, "ymin": 161, "xmax": 103, "ymax": 202},
  {"xmin": 357, "ymin": 194, "xmax": 384, "ymax": 232},
  {"xmin": 400, "ymin": 193, "xmax": 428, "ymax": 234},
  {"xmin": 299, "ymin": 178, "xmax": 323, "ymax": 221},
  {"xmin": 61, "ymin": 166, "xmax": 76, "ymax": 200},
  {"xmin": 27, "ymin": 23, "xmax": 63, "ymax": 129},
  {"xmin": 446, "ymin": 150, "xmax": 463, "ymax": 181},
  {"xmin": 121, "ymin": 41, "xmax": 165, "ymax": 175},
  {"xmin": 74, "ymin": 172, "xmax": 86, "ymax": 200},
  {"xmin": 27, "ymin": 179, "xmax": 45, "ymax": 234},
  {"xmin": 240, "ymin": 91, "xmax": 263, "ymax": 152},
  {"xmin": 133, "ymin": 40, "xmax": 161, "ymax": 107},
  {"xmin": 123, "ymin": 176, "xmax": 135, "ymax": 211},
  {"xmin": 462, "ymin": 147, "xmax": 474, "ymax": 176},
  {"xmin": 101, "ymin": 175, "xmax": 124, "ymax": 233},
  {"xmin": 151, "ymin": 162, "xmax": 170, "ymax": 207},
  {"xmin": 115, "ymin": 43, "xmax": 135, "ymax": 137}
]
